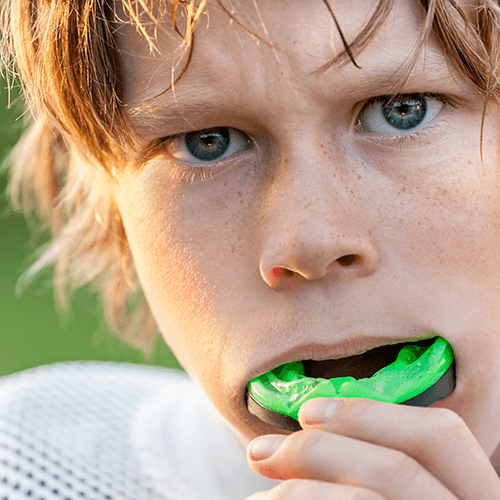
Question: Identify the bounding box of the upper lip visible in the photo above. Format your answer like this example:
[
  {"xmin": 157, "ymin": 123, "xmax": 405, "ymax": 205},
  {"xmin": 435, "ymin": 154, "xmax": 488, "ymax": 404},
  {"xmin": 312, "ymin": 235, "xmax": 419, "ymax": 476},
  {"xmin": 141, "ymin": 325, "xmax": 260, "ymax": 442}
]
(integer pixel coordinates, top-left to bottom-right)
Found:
[{"xmin": 245, "ymin": 333, "xmax": 438, "ymax": 385}]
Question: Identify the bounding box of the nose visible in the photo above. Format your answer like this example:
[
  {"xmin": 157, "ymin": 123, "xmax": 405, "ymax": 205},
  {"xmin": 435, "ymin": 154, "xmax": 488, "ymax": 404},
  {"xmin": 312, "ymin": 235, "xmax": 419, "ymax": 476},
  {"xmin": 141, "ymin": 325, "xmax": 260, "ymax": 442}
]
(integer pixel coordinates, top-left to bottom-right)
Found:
[
  {"xmin": 259, "ymin": 159, "xmax": 379, "ymax": 290},
  {"xmin": 260, "ymin": 230, "xmax": 380, "ymax": 289}
]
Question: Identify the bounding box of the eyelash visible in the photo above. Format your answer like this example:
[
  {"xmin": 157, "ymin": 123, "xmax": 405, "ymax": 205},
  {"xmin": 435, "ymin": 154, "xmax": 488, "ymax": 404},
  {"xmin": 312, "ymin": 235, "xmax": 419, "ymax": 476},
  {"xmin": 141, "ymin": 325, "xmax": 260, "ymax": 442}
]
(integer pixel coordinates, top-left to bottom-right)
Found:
[
  {"xmin": 155, "ymin": 92, "xmax": 455, "ymax": 183},
  {"xmin": 171, "ymin": 163, "xmax": 218, "ymax": 184}
]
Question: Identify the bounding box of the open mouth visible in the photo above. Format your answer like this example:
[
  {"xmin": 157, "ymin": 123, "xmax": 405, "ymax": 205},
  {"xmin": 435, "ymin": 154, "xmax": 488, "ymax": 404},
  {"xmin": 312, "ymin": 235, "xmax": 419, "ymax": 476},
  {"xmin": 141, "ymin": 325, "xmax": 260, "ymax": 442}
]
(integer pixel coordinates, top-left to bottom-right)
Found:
[
  {"xmin": 246, "ymin": 335, "xmax": 456, "ymax": 432},
  {"xmin": 302, "ymin": 336, "xmax": 437, "ymax": 380}
]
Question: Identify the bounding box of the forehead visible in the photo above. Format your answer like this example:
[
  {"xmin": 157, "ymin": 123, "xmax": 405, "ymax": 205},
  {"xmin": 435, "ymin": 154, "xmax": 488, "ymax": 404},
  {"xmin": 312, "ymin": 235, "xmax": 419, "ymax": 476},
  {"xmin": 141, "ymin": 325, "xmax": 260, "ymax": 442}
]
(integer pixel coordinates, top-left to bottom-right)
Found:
[{"xmin": 112, "ymin": 0, "xmax": 475, "ymax": 133}]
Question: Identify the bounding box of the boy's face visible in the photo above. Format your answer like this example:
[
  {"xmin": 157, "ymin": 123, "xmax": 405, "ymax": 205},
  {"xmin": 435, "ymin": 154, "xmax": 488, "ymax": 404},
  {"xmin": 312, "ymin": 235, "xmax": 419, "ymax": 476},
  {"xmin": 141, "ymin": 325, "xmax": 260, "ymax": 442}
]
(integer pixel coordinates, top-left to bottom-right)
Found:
[{"xmin": 113, "ymin": 0, "xmax": 500, "ymax": 460}]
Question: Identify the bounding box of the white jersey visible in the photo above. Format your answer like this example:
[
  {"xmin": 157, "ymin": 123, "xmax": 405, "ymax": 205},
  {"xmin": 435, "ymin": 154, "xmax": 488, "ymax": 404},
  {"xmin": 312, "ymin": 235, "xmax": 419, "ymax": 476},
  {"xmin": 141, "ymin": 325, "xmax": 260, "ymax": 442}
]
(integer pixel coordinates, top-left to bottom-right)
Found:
[{"xmin": 0, "ymin": 362, "xmax": 280, "ymax": 500}]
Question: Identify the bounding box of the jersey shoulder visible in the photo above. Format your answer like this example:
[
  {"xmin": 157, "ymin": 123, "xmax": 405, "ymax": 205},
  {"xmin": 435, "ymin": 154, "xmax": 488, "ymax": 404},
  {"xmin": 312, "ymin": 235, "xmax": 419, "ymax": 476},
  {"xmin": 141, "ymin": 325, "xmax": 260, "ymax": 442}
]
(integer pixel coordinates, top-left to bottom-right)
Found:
[{"xmin": 0, "ymin": 361, "xmax": 191, "ymax": 500}]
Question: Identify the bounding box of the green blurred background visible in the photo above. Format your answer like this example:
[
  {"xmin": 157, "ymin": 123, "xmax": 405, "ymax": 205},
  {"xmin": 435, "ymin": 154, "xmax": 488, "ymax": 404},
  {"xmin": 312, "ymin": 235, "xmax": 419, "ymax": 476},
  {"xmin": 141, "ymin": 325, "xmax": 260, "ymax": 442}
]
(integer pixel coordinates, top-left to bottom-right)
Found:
[{"xmin": 0, "ymin": 74, "xmax": 184, "ymax": 378}]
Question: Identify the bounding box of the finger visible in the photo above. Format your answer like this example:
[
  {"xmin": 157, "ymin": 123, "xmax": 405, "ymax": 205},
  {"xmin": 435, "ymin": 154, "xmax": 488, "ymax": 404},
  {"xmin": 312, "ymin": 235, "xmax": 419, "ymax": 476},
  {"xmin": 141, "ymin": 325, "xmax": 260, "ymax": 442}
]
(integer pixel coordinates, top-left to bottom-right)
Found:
[
  {"xmin": 247, "ymin": 429, "xmax": 456, "ymax": 500},
  {"xmin": 297, "ymin": 398, "xmax": 500, "ymax": 499},
  {"xmin": 248, "ymin": 479, "xmax": 388, "ymax": 500},
  {"xmin": 244, "ymin": 492, "xmax": 266, "ymax": 500}
]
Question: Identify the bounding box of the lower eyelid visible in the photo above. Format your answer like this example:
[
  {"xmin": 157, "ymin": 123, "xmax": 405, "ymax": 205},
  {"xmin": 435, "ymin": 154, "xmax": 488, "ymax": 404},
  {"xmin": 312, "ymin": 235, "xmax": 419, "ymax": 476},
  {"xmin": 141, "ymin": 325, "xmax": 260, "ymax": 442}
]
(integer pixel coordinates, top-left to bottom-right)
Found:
[
  {"xmin": 167, "ymin": 149, "xmax": 254, "ymax": 184},
  {"xmin": 359, "ymin": 118, "xmax": 447, "ymax": 150}
]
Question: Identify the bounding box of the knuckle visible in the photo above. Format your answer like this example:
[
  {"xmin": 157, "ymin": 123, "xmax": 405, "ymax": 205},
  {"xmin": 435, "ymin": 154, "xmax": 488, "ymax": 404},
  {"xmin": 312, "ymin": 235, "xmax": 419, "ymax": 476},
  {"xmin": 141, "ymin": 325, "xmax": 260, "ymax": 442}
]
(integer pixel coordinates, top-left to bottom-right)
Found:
[
  {"xmin": 424, "ymin": 407, "xmax": 469, "ymax": 439},
  {"xmin": 368, "ymin": 449, "xmax": 420, "ymax": 485},
  {"xmin": 338, "ymin": 399, "xmax": 382, "ymax": 434},
  {"xmin": 348, "ymin": 397, "xmax": 379, "ymax": 419},
  {"xmin": 438, "ymin": 407, "xmax": 468, "ymax": 430},
  {"xmin": 287, "ymin": 429, "xmax": 326, "ymax": 464},
  {"xmin": 390, "ymin": 451, "xmax": 422, "ymax": 482}
]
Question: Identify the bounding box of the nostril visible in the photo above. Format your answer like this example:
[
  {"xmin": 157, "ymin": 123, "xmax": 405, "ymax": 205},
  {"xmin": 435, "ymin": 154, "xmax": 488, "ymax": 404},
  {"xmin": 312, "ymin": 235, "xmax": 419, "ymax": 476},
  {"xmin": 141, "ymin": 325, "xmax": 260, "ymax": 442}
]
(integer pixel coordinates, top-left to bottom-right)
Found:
[
  {"xmin": 269, "ymin": 267, "xmax": 295, "ymax": 286},
  {"xmin": 336, "ymin": 254, "xmax": 358, "ymax": 267}
]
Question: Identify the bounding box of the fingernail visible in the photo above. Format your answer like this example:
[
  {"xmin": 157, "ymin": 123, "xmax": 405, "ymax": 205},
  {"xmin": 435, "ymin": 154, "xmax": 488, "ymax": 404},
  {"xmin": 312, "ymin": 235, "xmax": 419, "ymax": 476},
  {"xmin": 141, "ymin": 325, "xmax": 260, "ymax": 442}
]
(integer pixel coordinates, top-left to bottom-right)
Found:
[
  {"xmin": 299, "ymin": 399, "xmax": 342, "ymax": 425},
  {"xmin": 247, "ymin": 435, "xmax": 286, "ymax": 461}
]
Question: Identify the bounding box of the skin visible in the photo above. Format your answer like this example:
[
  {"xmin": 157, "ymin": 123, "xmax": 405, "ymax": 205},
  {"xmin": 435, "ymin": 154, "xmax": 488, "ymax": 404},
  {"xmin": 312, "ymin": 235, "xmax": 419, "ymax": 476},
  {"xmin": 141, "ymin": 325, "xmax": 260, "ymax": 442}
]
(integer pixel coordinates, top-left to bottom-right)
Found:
[{"xmin": 112, "ymin": 0, "xmax": 500, "ymax": 497}]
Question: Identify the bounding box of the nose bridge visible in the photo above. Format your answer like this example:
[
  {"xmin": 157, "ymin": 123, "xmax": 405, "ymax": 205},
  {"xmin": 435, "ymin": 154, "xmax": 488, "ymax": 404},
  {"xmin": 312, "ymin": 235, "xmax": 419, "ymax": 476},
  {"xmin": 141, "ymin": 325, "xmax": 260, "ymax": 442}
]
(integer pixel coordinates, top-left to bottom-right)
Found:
[
  {"xmin": 259, "ymin": 147, "xmax": 380, "ymax": 287},
  {"xmin": 262, "ymin": 145, "xmax": 356, "ymax": 235}
]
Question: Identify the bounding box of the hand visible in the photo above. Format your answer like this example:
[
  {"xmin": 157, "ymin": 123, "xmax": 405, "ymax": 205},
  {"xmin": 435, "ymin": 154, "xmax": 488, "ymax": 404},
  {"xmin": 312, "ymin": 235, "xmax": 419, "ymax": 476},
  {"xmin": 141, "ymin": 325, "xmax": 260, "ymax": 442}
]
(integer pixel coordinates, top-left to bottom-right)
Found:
[{"xmin": 245, "ymin": 398, "xmax": 500, "ymax": 499}]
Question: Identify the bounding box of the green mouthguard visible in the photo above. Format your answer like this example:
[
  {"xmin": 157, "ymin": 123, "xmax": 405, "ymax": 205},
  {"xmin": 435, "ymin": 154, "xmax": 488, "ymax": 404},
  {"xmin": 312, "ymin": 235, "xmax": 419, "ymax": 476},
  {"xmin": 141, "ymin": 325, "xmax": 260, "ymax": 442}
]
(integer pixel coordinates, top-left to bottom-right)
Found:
[{"xmin": 247, "ymin": 336, "xmax": 455, "ymax": 424}]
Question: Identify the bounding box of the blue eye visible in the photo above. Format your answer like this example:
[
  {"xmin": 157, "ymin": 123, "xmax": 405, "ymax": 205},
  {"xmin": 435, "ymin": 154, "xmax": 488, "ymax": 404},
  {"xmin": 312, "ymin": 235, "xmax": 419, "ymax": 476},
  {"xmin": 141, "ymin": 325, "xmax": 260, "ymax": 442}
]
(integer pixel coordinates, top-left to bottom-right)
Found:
[
  {"xmin": 359, "ymin": 93, "xmax": 447, "ymax": 135},
  {"xmin": 186, "ymin": 128, "xmax": 230, "ymax": 161},
  {"xmin": 163, "ymin": 127, "xmax": 252, "ymax": 163}
]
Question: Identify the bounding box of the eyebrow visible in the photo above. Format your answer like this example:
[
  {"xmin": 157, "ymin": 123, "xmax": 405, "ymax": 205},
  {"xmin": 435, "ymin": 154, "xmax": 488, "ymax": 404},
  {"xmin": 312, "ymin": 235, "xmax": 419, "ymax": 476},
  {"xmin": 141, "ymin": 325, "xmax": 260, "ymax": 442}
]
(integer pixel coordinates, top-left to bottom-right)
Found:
[
  {"xmin": 127, "ymin": 50, "xmax": 459, "ymax": 138},
  {"xmin": 127, "ymin": 96, "xmax": 225, "ymax": 138}
]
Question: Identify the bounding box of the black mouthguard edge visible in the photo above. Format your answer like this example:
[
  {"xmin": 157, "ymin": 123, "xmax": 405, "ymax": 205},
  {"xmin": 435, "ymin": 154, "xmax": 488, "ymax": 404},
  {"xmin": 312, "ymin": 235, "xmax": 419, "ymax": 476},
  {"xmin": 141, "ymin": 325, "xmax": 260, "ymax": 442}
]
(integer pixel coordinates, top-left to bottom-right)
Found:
[{"xmin": 246, "ymin": 360, "xmax": 456, "ymax": 433}]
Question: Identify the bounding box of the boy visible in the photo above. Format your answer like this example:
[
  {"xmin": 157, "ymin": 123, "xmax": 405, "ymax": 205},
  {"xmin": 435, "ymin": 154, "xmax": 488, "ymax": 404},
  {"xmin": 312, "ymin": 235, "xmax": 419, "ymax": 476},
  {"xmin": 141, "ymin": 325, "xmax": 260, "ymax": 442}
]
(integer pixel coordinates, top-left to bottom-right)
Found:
[{"xmin": 2, "ymin": 0, "xmax": 500, "ymax": 498}]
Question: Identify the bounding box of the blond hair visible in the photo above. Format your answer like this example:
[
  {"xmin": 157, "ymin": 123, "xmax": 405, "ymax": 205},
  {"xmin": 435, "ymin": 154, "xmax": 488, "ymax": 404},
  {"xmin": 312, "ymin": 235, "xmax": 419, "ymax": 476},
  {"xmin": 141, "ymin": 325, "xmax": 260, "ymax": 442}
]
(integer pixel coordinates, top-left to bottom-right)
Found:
[{"xmin": 1, "ymin": 0, "xmax": 500, "ymax": 360}]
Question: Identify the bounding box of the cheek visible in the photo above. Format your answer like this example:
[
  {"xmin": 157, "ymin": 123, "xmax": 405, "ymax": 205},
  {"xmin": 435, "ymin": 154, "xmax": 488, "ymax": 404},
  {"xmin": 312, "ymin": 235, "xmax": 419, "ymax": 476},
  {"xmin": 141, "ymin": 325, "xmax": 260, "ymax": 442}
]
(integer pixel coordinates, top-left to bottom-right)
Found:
[
  {"xmin": 366, "ymin": 135, "xmax": 500, "ymax": 296},
  {"xmin": 114, "ymin": 159, "xmax": 261, "ymax": 381},
  {"xmin": 407, "ymin": 171, "xmax": 500, "ymax": 286}
]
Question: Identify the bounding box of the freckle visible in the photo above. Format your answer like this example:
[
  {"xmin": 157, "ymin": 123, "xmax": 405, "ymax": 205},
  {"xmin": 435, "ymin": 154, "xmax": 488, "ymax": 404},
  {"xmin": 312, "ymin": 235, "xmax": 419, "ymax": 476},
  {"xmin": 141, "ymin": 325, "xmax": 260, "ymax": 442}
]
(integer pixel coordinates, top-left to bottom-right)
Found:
[
  {"xmin": 357, "ymin": 175, "xmax": 361, "ymax": 180},
  {"xmin": 238, "ymin": 191, "xmax": 242, "ymax": 197},
  {"xmin": 401, "ymin": 187, "xmax": 406, "ymax": 193},
  {"xmin": 224, "ymin": 180, "xmax": 228, "ymax": 186}
]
